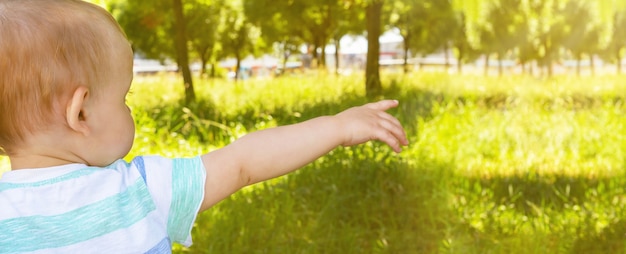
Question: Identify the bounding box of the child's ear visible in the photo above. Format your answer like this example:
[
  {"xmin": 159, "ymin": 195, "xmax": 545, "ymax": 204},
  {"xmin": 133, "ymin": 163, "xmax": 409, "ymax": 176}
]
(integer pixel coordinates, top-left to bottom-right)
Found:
[{"xmin": 66, "ymin": 86, "xmax": 90, "ymax": 135}]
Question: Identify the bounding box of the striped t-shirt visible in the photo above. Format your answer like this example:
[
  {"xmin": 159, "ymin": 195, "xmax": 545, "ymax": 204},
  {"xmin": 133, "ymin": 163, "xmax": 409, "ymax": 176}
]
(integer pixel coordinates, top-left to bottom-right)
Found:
[{"xmin": 0, "ymin": 156, "xmax": 206, "ymax": 253}]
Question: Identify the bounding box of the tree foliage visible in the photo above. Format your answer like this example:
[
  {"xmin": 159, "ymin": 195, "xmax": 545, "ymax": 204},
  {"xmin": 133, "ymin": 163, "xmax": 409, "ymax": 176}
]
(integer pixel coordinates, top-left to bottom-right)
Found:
[
  {"xmin": 115, "ymin": 0, "xmax": 199, "ymax": 103},
  {"xmin": 245, "ymin": 0, "xmax": 363, "ymax": 70},
  {"xmin": 186, "ymin": 0, "xmax": 224, "ymax": 78},
  {"xmin": 244, "ymin": 0, "xmax": 306, "ymax": 71},
  {"xmin": 451, "ymin": 12, "xmax": 480, "ymax": 73},
  {"xmin": 115, "ymin": 0, "xmax": 175, "ymax": 61},
  {"xmin": 220, "ymin": 1, "xmax": 261, "ymax": 81},
  {"xmin": 390, "ymin": 0, "xmax": 455, "ymax": 73},
  {"xmin": 602, "ymin": 8, "xmax": 626, "ymax": 73},
  {"xmin": 109, "ymin": 0, "xmax": 626, "ymax": 98},
  {"xmin": 481, "ymin": 0, "xmax": 525, "ymax": 75},
  {"xmin": 561, "ymin": 0, "xmax": 604, "ymax": 75}
]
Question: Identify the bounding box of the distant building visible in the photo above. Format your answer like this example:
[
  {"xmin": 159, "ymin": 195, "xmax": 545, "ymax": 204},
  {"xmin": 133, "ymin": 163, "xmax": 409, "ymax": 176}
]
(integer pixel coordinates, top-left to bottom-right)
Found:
[{"xmin": 324, "ymin": 29, "xmax": 406, "ymax": 73}]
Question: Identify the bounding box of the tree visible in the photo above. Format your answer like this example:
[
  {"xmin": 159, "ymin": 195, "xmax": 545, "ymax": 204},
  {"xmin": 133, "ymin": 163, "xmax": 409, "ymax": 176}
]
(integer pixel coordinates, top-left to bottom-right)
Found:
[
  {"xmin": 245, "ymin": 0, "xmax": 352, "ymax": 70},
  {"xmin": 476, "ymin": 22, "xmax": 497, "ymax": 76},
  {"xmin": 482, "ymin": 0, "xmax": 525, "ymax": 76},
  {"xmin": 220, "ymin": 2, "xmax": 260, "ymax": 81},
  {"xmin": 297, "ymin": 0, "xmax": 355, "ymax": 69},
  {"xmin": 246, "ymin": 0, "xmax": 383, "ymax": 96},
  {"xmin": 425, "ymin": 0, "xmax": 456, "ymax": 70},
  {"xmin": 532, "ymin": 0, "xmax": 569, "ymax": 76},
  {"xmin": 115, "ymin": 0, "xmax": 199, "ymax": 103},
  {"xmin": 389, "ymin": 0, "xmax": 455, "ymax": 74},
  {"xmin": 517, "ymin": 5, "xmax": 538, "ymax": 75},
  {"xmin": 602, "ymin": 9, "xmax": 626, "ymax": 74},
  {"xmin": 451, "ymin": 12, "xmax": 479, "ymax": 73},
  {"xmin": 244, "ymin": 0, "xmax": 306, "ymax": 74},
  {"xmin": 389, "ymin": 0, "xmax": 424, "ymax": 74},
  {"xmin": 330, "ymin": 1, "xmax": 365, "ymax": 75},
  {"xmin": 561, "ymin": 0, "xmax": 603, "ymax": 76},
  {"xmin": 186, "ymin": 0, "xmax": 224, "ymax": 78},
  {"xmin": 115, "ymin": 1, "xmax": 175, "ymax": 61}
]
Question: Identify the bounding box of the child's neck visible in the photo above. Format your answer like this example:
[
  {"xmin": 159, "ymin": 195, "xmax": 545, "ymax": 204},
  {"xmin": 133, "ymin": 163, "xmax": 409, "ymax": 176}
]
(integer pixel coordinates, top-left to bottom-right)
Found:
[
  {"xmin": 9, "ymin": 152, "xmax": 85, "ymax": 170},
  {"xmin": 9, "ymin": 132, "xmax": 88, "ymax": 170}
]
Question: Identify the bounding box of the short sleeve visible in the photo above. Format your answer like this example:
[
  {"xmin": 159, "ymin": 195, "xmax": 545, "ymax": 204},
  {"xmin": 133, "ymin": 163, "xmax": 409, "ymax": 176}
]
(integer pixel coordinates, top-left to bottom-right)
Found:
[
  {"xmin": 132, "ymin": 156, "xmax": 206, "ymax": 247},
  {"xmin": 167, "ymin": 157, "xmax": 206, "ymax": 245}
]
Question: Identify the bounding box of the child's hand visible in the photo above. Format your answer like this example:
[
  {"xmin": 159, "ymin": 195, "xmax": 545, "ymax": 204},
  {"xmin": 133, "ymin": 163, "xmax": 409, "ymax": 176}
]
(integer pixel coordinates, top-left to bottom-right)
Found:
[{"xmin": 334, "ymin": 100, "xmax": 409, "ymax": 153}]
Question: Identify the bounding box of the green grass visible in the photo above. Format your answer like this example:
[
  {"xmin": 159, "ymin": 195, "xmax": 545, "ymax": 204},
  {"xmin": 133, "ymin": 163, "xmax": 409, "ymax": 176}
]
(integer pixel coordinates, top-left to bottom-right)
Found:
[{"xmin": 2, "ymin": 73, "xmax": 626, "ymax": 253}]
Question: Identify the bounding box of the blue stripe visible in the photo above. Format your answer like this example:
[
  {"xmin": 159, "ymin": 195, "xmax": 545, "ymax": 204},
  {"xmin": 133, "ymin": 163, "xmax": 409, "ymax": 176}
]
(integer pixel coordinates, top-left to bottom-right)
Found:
[
  {"xmin": 167, "ymin": 158, "xmax": 204, "ymax": 243},
  {"xmin": 0, "ymin": 167, "xmax": 100, "ymax": 192},
  {"xmin": 144, "ymin": 237, "xmax": 172, "ymax": 254},
  {"xmin": 0, "ymin": 178, "xmax": 156, "ymax": 253},
  {"xmin": 134, "ymin": 157, "xmax": 147, "ymax": 183}
]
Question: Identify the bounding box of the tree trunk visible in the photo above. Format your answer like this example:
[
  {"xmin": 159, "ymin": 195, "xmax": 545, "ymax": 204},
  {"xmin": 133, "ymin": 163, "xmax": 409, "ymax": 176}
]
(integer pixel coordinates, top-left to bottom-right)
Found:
[
  {"xmin": 403, "ymin": 36, "xmax": 410, "ymax": 74},
  {"xmin": 444, "ymin": 43, "xmax": 450, "ymax": 72},
  {"xmin": 195, "ymin": 45, "xmax": 210, "ymax": 79},
  {"xmin": 311, "ymin": 44, "xmax": 319, "ymax": 69},
  {"xmin": 618, "ymin": 49, "xmax": 623, "ymax": 74},
  {"xmin": 281, "ymin": 42, "xmax": 290, "ymax": 76},
  {"xmin": 282, "ymin": 55, "xmax": 288, "ymax": 76},
  {"xmin": 210, "ymin": 62, "xmax": 216, "ymax": 78},
  {"xmin": 590, "ymin": 54, "xmax": 595, "ymax": 76},
  {"xmin": 484, "ymin": 54, "xmax": 490, "ymax": 76},
  {"xmin": 497, "ymin": 53, "xmax": 503, "ymax": 76},
  {"xmin": 544, "ymin": 40, "xmax": 554, "ymax": 77},
  {"xmin": 200, "ymin": 57, "xmax": 207, "ymax": 79},
  {"xmin": 235, "ymin": 54, "xmax": 242, "ymax": 81},
  {"xmin": 320, "ymin": 42, "xmax": 327, "ymax": 69},
  {"xmin": 546, "ymin": 53, "xmax": 554, "ymax": 77},
  {"xmin": 576, "ymin": 55, "xmax": 581, "ymax": 76},
  {"xmin": 365, "ymin": 1, "xmax": 383, "ymax": 98},
  {"xmin": 172, "ymin": 0, "xmax": 195, "ymax": 104}
]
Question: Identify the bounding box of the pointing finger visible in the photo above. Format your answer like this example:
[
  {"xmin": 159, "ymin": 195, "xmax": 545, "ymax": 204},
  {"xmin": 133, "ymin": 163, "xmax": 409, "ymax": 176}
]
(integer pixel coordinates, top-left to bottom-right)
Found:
[{"xmin": 366, "ymin": 100, "xmax": 399, "ymax": 111}]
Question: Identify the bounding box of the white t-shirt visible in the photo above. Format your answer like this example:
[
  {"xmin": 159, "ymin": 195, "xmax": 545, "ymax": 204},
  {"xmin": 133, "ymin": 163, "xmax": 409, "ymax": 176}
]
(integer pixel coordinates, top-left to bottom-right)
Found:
[{"xmin": 0, "ymin": 156, "xmax": 206, "ymax": 253}]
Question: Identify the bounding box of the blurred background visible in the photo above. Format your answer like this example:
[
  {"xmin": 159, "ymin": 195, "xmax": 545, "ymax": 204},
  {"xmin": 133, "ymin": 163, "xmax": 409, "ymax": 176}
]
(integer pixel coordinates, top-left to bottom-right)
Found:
[
  {"xmin": 90, "ymin": 0, "xmax": 626, "ymax": 86},
  {"xmin": 3, "ymin": 0, "xmax": 626, "ymax": 253}
]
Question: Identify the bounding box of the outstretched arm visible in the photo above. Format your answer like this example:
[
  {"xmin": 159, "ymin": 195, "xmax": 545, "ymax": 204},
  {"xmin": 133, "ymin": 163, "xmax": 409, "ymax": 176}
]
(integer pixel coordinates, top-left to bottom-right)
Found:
[{"xmin": 199, "ymin": 100, "xmax": 408, "ymax": 211}]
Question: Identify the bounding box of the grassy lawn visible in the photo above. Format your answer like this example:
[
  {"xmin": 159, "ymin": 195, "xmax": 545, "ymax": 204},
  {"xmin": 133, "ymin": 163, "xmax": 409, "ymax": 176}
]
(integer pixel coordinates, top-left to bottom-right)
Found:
[{"xmin": 2, "ymin": 73, "xmax": 626, "ymax": 253}]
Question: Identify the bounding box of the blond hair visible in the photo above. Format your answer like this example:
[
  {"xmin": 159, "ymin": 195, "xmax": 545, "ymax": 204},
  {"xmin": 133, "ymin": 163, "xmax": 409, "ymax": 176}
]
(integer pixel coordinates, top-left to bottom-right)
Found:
[{"xmin": 0, "ymin": 0, "xmax": 127, "ymax": 155}]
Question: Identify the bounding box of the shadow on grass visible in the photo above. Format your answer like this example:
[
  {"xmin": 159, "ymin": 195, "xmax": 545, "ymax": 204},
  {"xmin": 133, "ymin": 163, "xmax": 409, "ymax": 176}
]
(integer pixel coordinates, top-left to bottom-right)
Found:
[
  {"xmin": 454, "ymin": 174, "xmax": 626, "ymax": 253},
  {"xmin": 571, "ymin": 219, "xmax": 626, "ymax": 254},
  {"xmin": 469, "ymin": 175, "xmax": 625, "ymax": 213},
  {"xmin": 184, "ymin": 148, "xmax": 457, "ymax": 253}
]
